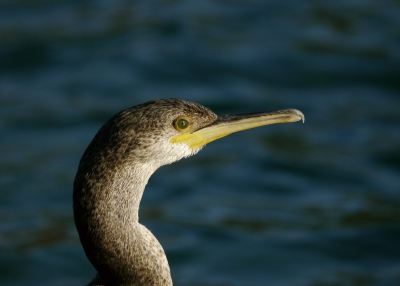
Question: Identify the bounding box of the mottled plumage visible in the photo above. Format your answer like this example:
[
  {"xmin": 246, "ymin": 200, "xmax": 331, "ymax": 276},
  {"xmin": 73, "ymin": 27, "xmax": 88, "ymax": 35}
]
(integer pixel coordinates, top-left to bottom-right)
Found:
[
  {"xmin": 74, "ymin": 99, "xmax": 217, "ymax": 285},
  {"xmin": 73, "ymin": 99, "xmax": 304, "ymax": 285}
]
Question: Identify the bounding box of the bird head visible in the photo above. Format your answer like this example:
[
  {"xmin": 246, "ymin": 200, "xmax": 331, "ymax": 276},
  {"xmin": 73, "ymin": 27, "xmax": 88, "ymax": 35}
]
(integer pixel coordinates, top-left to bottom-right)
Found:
[{"xmin": 79, "ymin": 99, "xmax": 304, "ymax": 170}]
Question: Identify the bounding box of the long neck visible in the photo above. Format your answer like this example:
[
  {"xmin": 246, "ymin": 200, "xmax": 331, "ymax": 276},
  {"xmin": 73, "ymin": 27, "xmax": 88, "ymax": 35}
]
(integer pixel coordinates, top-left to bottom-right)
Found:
[{"xmin": 73, "ymin": 161, "xmax": 173, "ymax": 285}]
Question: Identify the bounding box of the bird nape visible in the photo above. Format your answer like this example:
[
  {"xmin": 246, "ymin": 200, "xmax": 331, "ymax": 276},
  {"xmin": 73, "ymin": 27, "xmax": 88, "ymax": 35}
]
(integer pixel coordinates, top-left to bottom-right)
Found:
[{"xmin": 73, "ymin": 98, "xmax": 304, "ymax": 286}]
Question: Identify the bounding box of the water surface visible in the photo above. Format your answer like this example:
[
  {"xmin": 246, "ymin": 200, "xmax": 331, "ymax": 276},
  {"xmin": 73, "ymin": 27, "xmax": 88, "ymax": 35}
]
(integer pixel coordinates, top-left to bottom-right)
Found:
[{"xmin": 1, "ymin": 1, "xmax": 400, "ymax": 285}]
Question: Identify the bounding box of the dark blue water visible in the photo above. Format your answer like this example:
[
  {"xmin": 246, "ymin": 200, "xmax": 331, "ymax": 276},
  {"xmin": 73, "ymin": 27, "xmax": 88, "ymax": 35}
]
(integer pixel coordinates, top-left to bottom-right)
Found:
[{"xmin": 1, "ymin": 1, "xmax": 400, "ymax": 285}]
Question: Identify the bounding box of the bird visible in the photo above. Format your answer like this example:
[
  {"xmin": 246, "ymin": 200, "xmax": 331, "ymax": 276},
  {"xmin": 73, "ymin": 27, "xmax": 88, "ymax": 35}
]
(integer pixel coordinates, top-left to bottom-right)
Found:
[{"xmin": 73, "ymin": 98, "xmax": 304, "ymax": 286}]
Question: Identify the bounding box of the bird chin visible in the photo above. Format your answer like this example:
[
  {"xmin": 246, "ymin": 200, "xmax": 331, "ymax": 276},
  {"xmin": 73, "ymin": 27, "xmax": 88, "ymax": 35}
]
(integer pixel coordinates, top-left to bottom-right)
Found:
[
  {"xmin": 153, "ymin": 140, "xmax": 203, "ymax": 166},
  {"xmin": 174, "ymin": 142, "xmax": 203, "ymax": 160}
]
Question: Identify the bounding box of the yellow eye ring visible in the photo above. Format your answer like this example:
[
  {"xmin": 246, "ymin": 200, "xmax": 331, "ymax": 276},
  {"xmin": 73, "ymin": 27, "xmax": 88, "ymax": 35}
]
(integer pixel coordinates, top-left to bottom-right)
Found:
[{"xmin": 173, "ymin": 116, "xmax": 191, "ymax": 131}]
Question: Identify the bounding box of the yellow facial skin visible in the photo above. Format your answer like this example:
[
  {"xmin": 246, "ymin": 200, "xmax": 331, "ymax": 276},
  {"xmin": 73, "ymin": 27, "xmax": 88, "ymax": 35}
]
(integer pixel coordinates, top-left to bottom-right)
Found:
[{"xmin": 170, "ymin": 109, "xmax": 304, "ymax": 150}]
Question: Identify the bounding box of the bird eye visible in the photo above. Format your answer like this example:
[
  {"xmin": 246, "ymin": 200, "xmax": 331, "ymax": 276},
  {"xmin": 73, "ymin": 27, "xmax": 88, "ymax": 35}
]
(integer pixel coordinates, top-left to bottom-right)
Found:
[{"xmin": 174, "ymin": 117, "xmax": 190, "ymax": 131}]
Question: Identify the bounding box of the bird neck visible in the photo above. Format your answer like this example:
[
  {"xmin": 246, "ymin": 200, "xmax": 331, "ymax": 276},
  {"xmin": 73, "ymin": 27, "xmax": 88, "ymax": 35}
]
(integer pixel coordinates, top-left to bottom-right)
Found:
[
  {"xmin": 105, "ymin": 163, "xmax": 155, "ymax": 223},
  {"xmin": 74, "ymin": 161, "xmax": 173, "ymax": 285}
]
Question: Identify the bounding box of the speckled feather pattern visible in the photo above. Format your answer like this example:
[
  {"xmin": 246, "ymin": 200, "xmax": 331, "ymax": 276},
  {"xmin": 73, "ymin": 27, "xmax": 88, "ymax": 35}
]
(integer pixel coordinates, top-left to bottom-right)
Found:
[{"xmin": 73, "ymin": 99, "xmax": 218, "ymax": 285}]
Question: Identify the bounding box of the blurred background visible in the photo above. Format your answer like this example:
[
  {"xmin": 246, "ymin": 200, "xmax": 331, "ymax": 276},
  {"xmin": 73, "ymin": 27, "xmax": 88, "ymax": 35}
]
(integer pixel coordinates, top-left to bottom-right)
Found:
[{"xmin": 1, "ymin": 0, "xmax": 399, "ymax": 285}]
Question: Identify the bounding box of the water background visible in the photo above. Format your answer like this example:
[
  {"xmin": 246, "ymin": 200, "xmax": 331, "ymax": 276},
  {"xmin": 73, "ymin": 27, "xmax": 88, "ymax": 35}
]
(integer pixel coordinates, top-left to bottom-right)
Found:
[{"xmin": 1, "ymin": 1, "xmax": 400, "ymax": 285}]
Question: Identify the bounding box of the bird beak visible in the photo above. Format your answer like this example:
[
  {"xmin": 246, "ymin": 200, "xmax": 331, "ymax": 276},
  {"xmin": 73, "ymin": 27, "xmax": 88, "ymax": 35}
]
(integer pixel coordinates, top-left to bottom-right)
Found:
[{"xmin": 170, "ymin": 109, "xmax": 304, "ymax": 149}]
